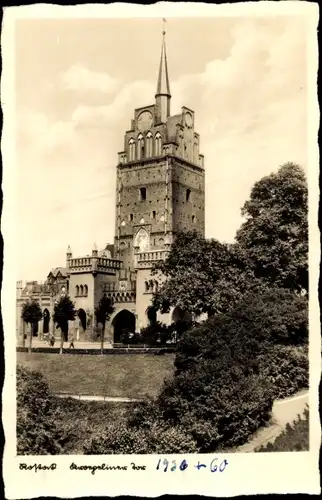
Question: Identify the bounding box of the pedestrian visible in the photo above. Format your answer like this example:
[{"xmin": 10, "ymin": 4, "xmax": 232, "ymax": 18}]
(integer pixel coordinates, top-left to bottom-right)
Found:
[{"xmin": 69, "ymin": 332, "xmax": 75, "ymax": 349}]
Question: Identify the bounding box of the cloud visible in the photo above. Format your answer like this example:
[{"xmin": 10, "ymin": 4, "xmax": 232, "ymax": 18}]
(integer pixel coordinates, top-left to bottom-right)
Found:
[
  {"xmin": 72, "ymin": 80, "xmax": 154, "ymax": 128},
  {"xmin": 59, "ymin": 64, "xmax": 119, "ymax": 94},
  {"xmin": 15, "ymin": 16, "xmax": 310, "ymax": 279}
]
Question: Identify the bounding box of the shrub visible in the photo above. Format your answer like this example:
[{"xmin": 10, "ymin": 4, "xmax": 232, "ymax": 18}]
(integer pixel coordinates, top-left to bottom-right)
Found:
[
  {"xmin": 258, "ymin": 344, "xmax": 308, "ymax": 399},
  {"xmin": 256, "ymin": 407, "xmax": 309, "ymax": 452},
  {"xmin": 157, "ymin": 360, "xmax": 273, "ymax": 452},
  {"xmin": 83, "ymin": 419, "xmax": 197, "ymax": 455},
  {"xmin": 140, "ymin": 321, "xmax": 171, "ymax": 345},
  {"xmin": 17, "ymin": 365, "xmax": 62, "ymax": 455}
]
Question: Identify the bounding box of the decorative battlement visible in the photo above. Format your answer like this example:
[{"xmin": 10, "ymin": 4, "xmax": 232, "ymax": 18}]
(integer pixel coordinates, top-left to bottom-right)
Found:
[
  {"xmin": 68, "ymin": 256, "xmax": 122, "ymax": 275},
  {"xmin": 135, "ymin": 249, "xmax": 169, "ymax": 269}
]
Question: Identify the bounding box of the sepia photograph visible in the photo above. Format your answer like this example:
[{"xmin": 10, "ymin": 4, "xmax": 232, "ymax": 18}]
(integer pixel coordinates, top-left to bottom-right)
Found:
[{"xmin": 1, "ymin": 1, "xmax": 320, "ymax": 497}]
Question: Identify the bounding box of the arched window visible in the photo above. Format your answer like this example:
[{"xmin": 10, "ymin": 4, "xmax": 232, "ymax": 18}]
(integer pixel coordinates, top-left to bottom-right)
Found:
[
  {"xmin": 84, "ymin": 285, "xmax": 88, "ymax": 296},
  {"xmin": 192, "ymin": 215, "xmax": 196, "ymax": 223},
  {"xmin": 145, "ymin": 281, "xmax": 149, "ymax": 293},
  {"xmin": 146, "ymin": 131, "xmax": 153, "ymax": 157},
  {"xmin": 128, "ymin": 138, "xmax": 135, "ymax": 161},
  {"xmin": 186, "ymin": 189, "xmax": 191, "ymax": 202},
  {"xmin": 75, "ymin": 285, "xmax": 79, "ymax": 296},
  {"xmin": 137, "ymin": 134, "xmax": 144, "ymax": 160},
  {"xmin": 80, "ymin": 285, "xmax": 84, "ymax": 296},
  {"xmin": 155, "ymin": 132, "xmax": 162, "ymax": 156}
]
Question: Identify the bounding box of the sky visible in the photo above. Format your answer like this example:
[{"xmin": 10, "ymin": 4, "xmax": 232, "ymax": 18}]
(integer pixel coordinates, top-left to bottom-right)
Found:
[{"xmin": 14, "ymin": 14, "xmax": 309, "ymax": 281}]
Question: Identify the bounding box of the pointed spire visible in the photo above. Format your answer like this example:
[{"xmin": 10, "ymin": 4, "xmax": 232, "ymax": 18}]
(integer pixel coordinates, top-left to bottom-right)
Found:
[
  {"xmin": 155, "ymin": 23, "xmax": 171, "ymax": 123},
  {"xmin": 156, "ymin": 28, "xmax": 171, "ymax": 98},
  {"xmin": 67, "ymin": 245, "xmax": 72, "ymax": 255}
]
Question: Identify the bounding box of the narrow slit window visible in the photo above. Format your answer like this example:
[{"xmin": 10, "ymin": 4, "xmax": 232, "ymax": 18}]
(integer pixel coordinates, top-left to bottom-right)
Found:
[
  {"xmin": 140, "ymin": 187, "xmax": 147, "ymax": 201},
  {"xmin": 152, "ymin": 210, "xmax": 156, "ymax": 219},
  {"xmin": 186, "ymin": 189, "xmax": 191, "ymax": 202}
]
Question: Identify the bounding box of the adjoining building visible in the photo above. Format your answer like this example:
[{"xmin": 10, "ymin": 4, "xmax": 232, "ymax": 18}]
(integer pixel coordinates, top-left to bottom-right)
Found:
[{"xmin": 16, "ymin": 30, "xmax": 205, "ymax": 344}]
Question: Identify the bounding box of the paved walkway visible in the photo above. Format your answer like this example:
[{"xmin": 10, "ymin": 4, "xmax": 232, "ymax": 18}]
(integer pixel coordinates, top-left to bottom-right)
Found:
[
  {"xmin": 19, "ymin": 340, "xmax": 113, "ymax": 349},
  {"xmin": 236, "ymin": 390, "xmax": 309, "ymax": 452},
  {"xmin": 56, "ymin": 394, "xmax": 143, "ymax": 403}
]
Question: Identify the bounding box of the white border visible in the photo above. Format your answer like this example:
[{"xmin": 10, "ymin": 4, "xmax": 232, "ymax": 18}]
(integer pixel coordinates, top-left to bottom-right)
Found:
[{"xmin": 2, "ymin": 2, "xmax": 320, "ymax": 498}]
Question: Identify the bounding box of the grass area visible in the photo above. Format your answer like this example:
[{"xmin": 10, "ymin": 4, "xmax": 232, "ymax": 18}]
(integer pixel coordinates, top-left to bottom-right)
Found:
[{"xmin": 17, "ymin": 352, "xmax": 175, "ymax": 398}]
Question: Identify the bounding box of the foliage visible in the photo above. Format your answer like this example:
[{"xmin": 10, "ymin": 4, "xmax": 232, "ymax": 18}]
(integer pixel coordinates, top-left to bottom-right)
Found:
[
  {"xmin": 152, "ymin": 287, "xmax": 308, "ymax": 452},
  {"xmin": 53, "ymin": 295, "xmax": 76, "ymax": 341},
  {"xmin": 21, "ymin": 300, "xmax": 43, "ymax": 328},
  {"xmin": 83, "ymin": 416, "xmax": 198, "ymax": 454},
  {"xmin": 120, "ymin": 331, "xmax": 143, "ymax": 345},
  {"xmin": 95, "ymin": 295, "xmax": 114, "ymax": 328},
  {"xmin": 16, "ymin": 365, "xmax": 62, "ymax": 455},
  {"xmin": 152, "ymin": 164, "xmax": 308, "ymax": 318},
  {"xmin": 256, "ymin": 407, "xmax": 309, "ymax": 452},
  {"xmin": 140, "ymin": 321, "xmax": 171, "ymax": 345},
  {"xmin": 152, "ymin": 231, "xmax": 263, "ymax": 317},
  {"xmin": 228, "ymin": 287, "xmax": 308, "ymax": 346},
  {"xmin": 258, "ymin": 345, "xmax": 308, "ymax": 399},
  {"xmin": 236, "ymin": 162, "xmax": 308, "ymax": 294}
]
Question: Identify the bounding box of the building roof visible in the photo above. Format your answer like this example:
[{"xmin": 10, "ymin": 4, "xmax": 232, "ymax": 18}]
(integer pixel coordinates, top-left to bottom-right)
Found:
[{"xmin": 48, "ymin": 267, "xmax": 68, "ymax": 278}]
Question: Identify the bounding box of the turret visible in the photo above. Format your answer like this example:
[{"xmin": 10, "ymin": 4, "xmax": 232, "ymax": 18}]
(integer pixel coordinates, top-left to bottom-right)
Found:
[
  {"xmin": 92, "ymin": 242, "xmax": 98, "ymax": 257},
  {"xmin": 66, "ymin": 245, "xmax": 72, "ymax": 267}
]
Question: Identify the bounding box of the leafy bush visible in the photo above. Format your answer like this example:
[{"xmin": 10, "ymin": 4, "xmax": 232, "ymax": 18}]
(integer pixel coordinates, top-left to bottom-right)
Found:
[
  {"xmin": 152, "ymin": 288, "xmax": 308, "ymax": 452},
  {"xmin": 83, "ymin": 419, "xmax": 197, "ymax": 455},
  {"xmin": 17, "ymin": 365, "xmax": 62, "ymax": 455},
  {"xmin": 157, "ymin": 359, "xmax": 273, "ymax": 452},
  {"xmin": 258, "ymin": 345, "xmax": 308, "ymax": 399},
  {"xmin": 256, "ymin": 407, "xmax": 309, "ymax": 452}
]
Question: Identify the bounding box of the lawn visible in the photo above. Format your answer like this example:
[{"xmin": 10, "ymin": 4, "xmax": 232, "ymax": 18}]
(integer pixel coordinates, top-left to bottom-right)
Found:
[{"xmin": 17, "ymin": 352, "xmax": 175, "ymax": 398}]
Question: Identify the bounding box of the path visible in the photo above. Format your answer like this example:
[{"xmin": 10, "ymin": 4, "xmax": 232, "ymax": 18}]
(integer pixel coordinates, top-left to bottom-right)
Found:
[
  {"xmin": 56, "ymin": 394, "xmax": 143, "ymax": 403},
  {"xmin": 236, "ymin": 391, "xmax": 309, "ymax": 452},
  {"xmin": 19, "ymin": 340, "xmax": 113, "ymax": 350}
]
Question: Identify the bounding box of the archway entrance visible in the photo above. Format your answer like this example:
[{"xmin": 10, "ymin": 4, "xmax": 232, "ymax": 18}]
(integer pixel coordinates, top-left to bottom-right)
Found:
[
  {"xmin": 78, "ymin": 309, "xmax": 87, "ymax": 332},
  {"xmin": 43, "ymin": 308, "xmax": 50, "ymax": 334},
  {"xmin": 112, "ymin": 310, "xmax": 136, "ymax": 344}
]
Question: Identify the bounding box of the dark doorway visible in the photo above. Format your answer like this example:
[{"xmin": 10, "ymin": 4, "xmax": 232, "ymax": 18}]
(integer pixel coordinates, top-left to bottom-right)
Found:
[
  {"xmin": 43, "ymin": 308, "xmax": 50, "ymax": 334},
  {"xmin": 78, "ymin": 309, "xmax": 87, "ymax": 332},
  {"xmin": 112, "ymin": 310, "xmax": 136, "ymax": 343}
]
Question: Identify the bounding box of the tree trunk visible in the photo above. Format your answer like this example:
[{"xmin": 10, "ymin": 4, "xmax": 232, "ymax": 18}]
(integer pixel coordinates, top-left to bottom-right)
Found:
[
  {"xmin": 28, "ymin": 323, "xmax": 33, "ymax": 353},
  {"xmin": 22, "ymin": 322, "xmax": 26, "ymax": 348},
  {"xmin": 100, "ymin": 323, "xmax": 105, "ymax": 355},
  {"xmin": 59, "ymin": 326, "xmax": 64, "ymax": 355}
]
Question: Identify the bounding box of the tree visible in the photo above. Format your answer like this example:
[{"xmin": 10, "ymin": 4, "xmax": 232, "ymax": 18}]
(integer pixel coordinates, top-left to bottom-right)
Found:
[
  {"xmin": 152, "ymin": 231, "xmax": 258, "ymax": 317},
  {"xmin": 53, "ymin": 295, "xmax": 76, "ymax": 354},
  {"xmin": 21, "ymin": 300, "xmax": 43, "ymax": 353},
  {"xmin": 236, "ymin": 162, "xmax": 308, "ymax": 294},
  {"xmin": 95, "ymin": 295, "xmax": 114, "ymax": 354}
]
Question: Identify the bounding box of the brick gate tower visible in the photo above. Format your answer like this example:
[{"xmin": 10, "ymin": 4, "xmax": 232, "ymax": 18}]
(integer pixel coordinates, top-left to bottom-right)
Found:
[{"xmin": 113, "ymin": 28, "xmax": 205, "ymax": 331}]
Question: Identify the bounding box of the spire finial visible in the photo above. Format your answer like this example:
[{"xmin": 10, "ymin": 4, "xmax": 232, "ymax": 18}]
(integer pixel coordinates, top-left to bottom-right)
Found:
[{"xmin": 162, "ymin": 17, "xmax": 166, "ymax": 36}]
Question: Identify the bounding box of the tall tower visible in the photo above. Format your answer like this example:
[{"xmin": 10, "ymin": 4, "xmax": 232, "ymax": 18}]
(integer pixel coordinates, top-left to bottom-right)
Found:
[{"xmin": 115, "ymin": 28, "xmax": 205, "ymax": 281}]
